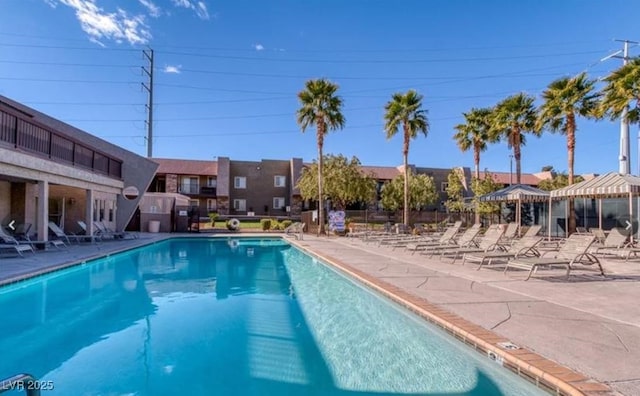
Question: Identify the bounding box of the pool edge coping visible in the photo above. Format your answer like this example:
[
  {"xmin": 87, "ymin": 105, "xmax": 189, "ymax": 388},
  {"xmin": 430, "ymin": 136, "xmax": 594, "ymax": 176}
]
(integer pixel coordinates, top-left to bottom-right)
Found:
[{"xmin": 288, "ymin": 238, "xmax": 614, "ymax": 396}]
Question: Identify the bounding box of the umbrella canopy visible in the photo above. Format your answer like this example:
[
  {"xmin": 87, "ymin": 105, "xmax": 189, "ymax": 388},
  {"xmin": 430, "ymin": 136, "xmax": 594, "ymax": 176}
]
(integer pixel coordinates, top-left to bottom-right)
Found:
[
  {"xmin": 550, "ymin": 172, "xmax": 640, "ymax": 199},
  {"xmin": 479, "ymin": 184, "xmax": 550, "ymax": 203}
]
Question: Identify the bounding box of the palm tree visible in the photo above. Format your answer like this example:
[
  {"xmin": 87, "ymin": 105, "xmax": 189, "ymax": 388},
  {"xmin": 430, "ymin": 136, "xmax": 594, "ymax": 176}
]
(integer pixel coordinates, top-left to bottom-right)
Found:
[
  {"xmin": 454, "ymin": 107, "xmax": 493, "ymax": 224},
  {"xmin": 491, "ymin": 93, "xmax": 540, "ymax": 184},
  {"xmin": 600, "ymin": 57, "xmax": 640, "ymax": 137},
  {"xmin": 384, "ymin": 90, "xmax": 429, "ymax": 226},
  {"xmin": 537, "ymin": 72, "xmax": 599, "ymax": 234},
  {"xmin": 296, "ymin": 79, "xmax": 345, "ymax": 236}
]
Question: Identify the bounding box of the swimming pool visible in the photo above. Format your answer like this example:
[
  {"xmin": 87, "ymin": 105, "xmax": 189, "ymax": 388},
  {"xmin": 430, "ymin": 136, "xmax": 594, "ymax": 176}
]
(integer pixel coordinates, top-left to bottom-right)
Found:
[{"xmin": 0, "ymin": 238, "xmax": 548, "ymax": 395}]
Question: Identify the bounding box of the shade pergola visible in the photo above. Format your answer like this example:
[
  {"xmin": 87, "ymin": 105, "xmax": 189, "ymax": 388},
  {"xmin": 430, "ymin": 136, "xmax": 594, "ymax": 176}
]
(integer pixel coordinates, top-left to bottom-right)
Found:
[
  {"xmin": 549, "ymin": 172, "xmax": 640, "ymax": 239},
  {"xmin": 479, "ymin": 184, "xmax": 550, "ymax": 236}
]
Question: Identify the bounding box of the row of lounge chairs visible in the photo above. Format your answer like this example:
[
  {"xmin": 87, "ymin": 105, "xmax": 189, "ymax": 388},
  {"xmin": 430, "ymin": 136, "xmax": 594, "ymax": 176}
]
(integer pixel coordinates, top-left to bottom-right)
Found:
[
  {"xmin": 351, "ymin": 221, "xmax": 640, "ymax": 280},
  {"xmin": 1, "ymin": 221, "xmax": 138, "ymax": 257}
]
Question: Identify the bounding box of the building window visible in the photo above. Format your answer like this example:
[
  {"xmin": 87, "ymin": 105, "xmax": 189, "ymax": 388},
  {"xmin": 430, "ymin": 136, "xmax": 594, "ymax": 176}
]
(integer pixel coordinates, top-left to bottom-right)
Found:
[
  {"xmin": 207, "ymin": 199, "xmax": 217, "ymax": 212},
  {"xmin": 233, "ymin": 199, "xmax": 246, "ymax": 211},
  {"xmin": 207, "ymin": 177, "xmax": 217, "ymax": 187},
  {"xmin": 273, "ymin": 197, "xmax": 285, "ymax": 209},
  {"xmin": 234, "ymin": 176, "xmax": 246, "ymax": 189},
  {"xmin": 189, "ymin": 200, "xmax": 199, "ymax": 210},
  {"xmin": 180, "ymin": 176, "xmax": 199, "ymax": 194},
  {"xmin": 441, "ymin": 182, "xmax": 448, "ymax": 192},
  {"xmin": 274, "ymin": 175, "xmax": 286, "ymax": 187}
]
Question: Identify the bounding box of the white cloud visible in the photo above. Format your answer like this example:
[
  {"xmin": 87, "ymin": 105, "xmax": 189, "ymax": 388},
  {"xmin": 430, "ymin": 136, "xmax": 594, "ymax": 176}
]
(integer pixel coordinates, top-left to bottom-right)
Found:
[
  {"xmin": 138, "ymin": 0, "xmax": 161, "ymax": 18},
  {"xmin": 44, "ymin": 0, "xmax": 58, "ymax": 8},
  {"xmin": 171, "ymin": 0, "xmax": 209, "ymax": 20},
  {"xmin": 163, "ymin": 65, "xmax": 182, "ymax": 74},
  {"xmin": 254, "ymin": 43, "xmax": 264, "ymax": 51},
  {"xmin": 51, "ymin": 0, "xmax": 151, "ymax": 45}
]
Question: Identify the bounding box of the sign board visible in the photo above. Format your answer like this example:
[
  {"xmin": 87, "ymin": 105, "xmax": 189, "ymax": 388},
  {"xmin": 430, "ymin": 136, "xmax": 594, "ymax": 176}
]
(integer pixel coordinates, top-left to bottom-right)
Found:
[
  {"xmin": 328, "ymin": 210, "xmax": 346, "ymax": 233},
  {"xmin": 179, "ymin": 210, "xmax": 188, "ymax": 216}
]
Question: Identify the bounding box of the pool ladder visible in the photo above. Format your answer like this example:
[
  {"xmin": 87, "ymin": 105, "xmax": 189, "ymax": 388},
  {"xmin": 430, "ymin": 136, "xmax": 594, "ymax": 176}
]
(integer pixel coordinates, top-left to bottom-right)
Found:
[{"xmin": 0, "ymin": 374, "xmax": 41, "ymax": 396}]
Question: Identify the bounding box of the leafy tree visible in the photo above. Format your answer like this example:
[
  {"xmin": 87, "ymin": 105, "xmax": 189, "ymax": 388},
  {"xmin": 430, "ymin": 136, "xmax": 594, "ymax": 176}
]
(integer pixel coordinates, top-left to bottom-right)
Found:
[
  {"xmin": 540, "ymin": 165, "xmax": 554, "ymax": 172},
  {"xmin": 384, "ymin": 90, "xmax": 429, "ymax": 226},
  {"xmin": 537, "ymin": 72, "xmax": 599, "ymax": 234},
  {"xmin": 297, "ymin": 79, "xmax": 345, "ymax": 235},
  {"xmin": 491, "ymin": 93, "xmax": 541, "ymax": 184},
  {"xmin": 538, "ymin": 173, "xmax": 585, "ymax": 191},
  {"xmin": 454, "ymin": 107, "xmax": 493, "ymax": 223},
  {"xmin": 471, "ymin": 172, "xmax": 502, "ymax": 217},
  {"xmin": 380, "ymin": 172, "xmax": 437, "ymax": 213},
  {"xmin": 445, "ymin": 169, "xmax": 466, "ymax": 213},
  {"xmin": 296, "ymin": 154, "xmax": 377, "ymax": 209}
]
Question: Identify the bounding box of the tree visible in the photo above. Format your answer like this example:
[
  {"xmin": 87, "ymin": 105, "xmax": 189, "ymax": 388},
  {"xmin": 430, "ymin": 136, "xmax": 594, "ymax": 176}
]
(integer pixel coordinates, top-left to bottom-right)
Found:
[
  {"xmin": 491, "ymin": 93, "xmax": 540, "ymax": 184},
  {"xmin": 471, "ymin": 172, "xmax": 502, "ymax": 219},
  {"xmin": 538, "ymin": 172, "xmax": 585, "ymax": 191},
  {"xmin": 384, "ymin": 90, "xmax": 429, "ymax": 227},
  {"xmin": 454, "ymin": 107, "xmax": 494, "ymax": 223},
  {"xmin": 380, "ymin": 172, "xmax": 438, "ymax": 215},
  {"xmin": 445, "ymin": 169, "xmax": 466, "ymax": 213},
  {"xmin": 600, "ymin": 58, "xmax": 640, "ymax": 127},
  {"xmin": 537, "ymin": 72, "xmax": 599, "ymax": 234},
  {"xmin": 296, "ymin": 154, "xmax": 377, "ymax": 209},
  {"xmin": 297, "ymin": 79, "xmax": 345, "ymax": 235}
]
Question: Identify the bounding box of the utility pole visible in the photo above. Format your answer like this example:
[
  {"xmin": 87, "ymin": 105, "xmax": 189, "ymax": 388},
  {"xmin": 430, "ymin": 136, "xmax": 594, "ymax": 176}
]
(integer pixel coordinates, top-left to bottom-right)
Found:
[
  {"xmin": 604, "ymin": 40, "xmax": 638, "ymax": 174},
  {"xmin": 142, "ymin": 48, "xmax": 154, "ymax": 158}
]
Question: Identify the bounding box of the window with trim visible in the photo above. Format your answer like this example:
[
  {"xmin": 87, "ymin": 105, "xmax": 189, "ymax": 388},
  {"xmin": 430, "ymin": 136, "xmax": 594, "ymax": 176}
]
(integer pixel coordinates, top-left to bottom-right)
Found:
[
  {"xmin": 189, "ymin": 200, "xmax": 199, "ymax": 209},
  {"xmin": 234, "ymin": 176, "xmax": 246, "ymax": 189},
  {"xmin": 207, "ymin": 199, "xmax": 217, "ymax": 212},
  {"xmin": 233, "ymin": 199, "xmax": 246, "ymax": 211},
  {"xmin": 274, "ymin": 175, "xmax": 286, "ymax": 187},
  {"xmin": 441, "ymin": 182, "xmax": 448, "ymax": 192},
  {"xmin": 207, "ymin": 177, "xmax": 217, "ymax": 187},
  {"xmin": 273, "ymin": 197, "xmax": 285, "ymax": 209}
]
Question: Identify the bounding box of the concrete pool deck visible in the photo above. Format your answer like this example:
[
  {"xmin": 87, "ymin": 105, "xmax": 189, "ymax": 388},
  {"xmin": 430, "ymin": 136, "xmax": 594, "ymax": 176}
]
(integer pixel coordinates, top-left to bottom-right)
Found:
[{"xmin": 1, "ymin": 232, "xmax": 638, "ymax": 395}]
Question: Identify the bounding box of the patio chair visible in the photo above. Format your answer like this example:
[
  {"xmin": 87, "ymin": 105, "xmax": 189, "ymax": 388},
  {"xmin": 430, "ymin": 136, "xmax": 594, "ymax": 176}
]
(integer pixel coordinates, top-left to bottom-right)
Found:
[
  {"xmin": 418, "ymin": 223, "xmax": 482, "ymax": 258},
  {"xmin": 462, "ymin": 236, "xmax": 543, "ymax": 270},
  {"xmin": 0, "ymin": 226, "xmax": 35, "ymax": 257},
  {"xmin": 284, "ymin": 222, "xmax": 305, "ymax": 240},
  {"xmin": 404, "ymin": 221, "xmax": 463, "ymax": 255},
  {"xmin": 48, "ymin": 221, "xmax": 94, "ymax": 244},
  {"xmin": 504, "ymin": 234, "xmax": 603, "ymax": 281},
  {"xmin": 591, "ymin": 227, "xmax": 640, "ymax": 261},
  {"xmin": 500, "ymin": 222, "xmax": 519, "ymax": 241},
  {"xmin": 94, "ymin": 222, "xmax": 137, "ymax": 240},
  {"xmin": 439, "ymin": 225, "xmax": 505, "ymax": 264},
  {"xmin": 0, "ymin": 227, "xmax": 64, "ymax": 253},
  {"xmin": 523, "ymin": 225, "xmax": 542, "ymax": 238}
]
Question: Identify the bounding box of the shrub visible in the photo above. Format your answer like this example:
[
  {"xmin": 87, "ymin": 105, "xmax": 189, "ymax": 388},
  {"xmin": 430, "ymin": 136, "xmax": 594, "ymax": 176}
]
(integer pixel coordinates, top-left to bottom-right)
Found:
[
  {"xmin": 208, "ymin": 213, "xmax": 218, "ymax": 226},
  {"xmin": 281, "ymin": 220, "xmax": 292, "ymax": 229},
  {"xmin": 260, "ymin": 218, "xmax": 272, "ymax": 231},
  {"xmin": 270, "ymin": 219, "xmax": 281, "ymax": 230}
]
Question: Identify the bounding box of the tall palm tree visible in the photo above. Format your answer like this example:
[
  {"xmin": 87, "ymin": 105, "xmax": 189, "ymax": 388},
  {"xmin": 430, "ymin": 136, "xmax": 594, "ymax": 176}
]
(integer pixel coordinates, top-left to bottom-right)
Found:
[
  {"xmin": 454, "ymin": 107, "xmax": 493, "ymax": 224},
  {"xmin": 296, "ymin": 78, "xmax": 345, "ymax": 236},
  {"xmin": 600, "ymin": 57, "xmax": 640, "ymax": 137},
  {"xmin": 384, "ymin": 90, "xmax": 429, "ymax": 226},
  {"xmin": 491, "ymin": 93, "xmax": 540, "ymax": 184},
  {"xmin": 537, "ymin": 72, "xmax": 599, "ymax": 234}
]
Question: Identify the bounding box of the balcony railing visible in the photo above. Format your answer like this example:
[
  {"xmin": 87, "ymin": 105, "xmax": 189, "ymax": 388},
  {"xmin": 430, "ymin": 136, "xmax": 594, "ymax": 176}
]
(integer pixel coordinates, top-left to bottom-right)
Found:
[
  {"xmin": 0, "ymin": 106, "xmax": 122, "ymax": 179},
  {"xmin": 200, "ymin": 186, "xmax": 217, "ymax": 196}
]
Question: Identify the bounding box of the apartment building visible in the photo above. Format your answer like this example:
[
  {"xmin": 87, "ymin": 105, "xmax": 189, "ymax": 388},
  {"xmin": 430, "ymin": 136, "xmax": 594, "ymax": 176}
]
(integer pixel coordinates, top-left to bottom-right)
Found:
[{"xmin": 0, "ymin": 95, "xmax": 157, "ymax": 240}]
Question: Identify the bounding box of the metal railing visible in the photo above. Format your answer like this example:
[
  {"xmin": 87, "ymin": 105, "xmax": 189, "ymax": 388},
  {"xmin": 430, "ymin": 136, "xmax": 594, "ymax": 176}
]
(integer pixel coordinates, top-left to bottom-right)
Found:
[{"xmin": 0, "ymin": 373, "xmax": 41, "ymax": 396}]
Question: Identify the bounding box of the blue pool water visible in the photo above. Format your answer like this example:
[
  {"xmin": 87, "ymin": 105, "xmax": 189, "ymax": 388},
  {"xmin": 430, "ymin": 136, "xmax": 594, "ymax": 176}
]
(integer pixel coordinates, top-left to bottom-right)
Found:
[{"xmin": 0, "ymin": 238, "xmax": 548, "ymax": 395}]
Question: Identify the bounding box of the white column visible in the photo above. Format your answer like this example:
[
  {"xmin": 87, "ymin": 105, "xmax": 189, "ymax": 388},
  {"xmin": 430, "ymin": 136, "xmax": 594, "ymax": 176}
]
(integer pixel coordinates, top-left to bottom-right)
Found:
[
  {"xmin": 37, "ymin": 180, "xmax": 49, "ymax": 241},
  {"xmin": 86, "ymin": 189, "xmax": 95, "ymax": 238}
]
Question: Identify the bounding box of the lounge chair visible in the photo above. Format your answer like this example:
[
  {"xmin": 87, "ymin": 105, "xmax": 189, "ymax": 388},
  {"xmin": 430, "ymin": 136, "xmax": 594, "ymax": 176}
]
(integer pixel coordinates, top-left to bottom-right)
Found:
[
  {"xmin": 523, "ymin": 225, "xmax": 542, "ymax": 238},
  {"xmin": 404, "ymin": 221, "xmax": 463, "ymax": 254},
  {"xmin": 591, "ymin": 227, "xmax": 640, "ymax": 261},
  {"xmin": 0, "ymin": 226, "xmax": 36, "ymax": 256},
  {"xmin": 94, "ymin": 222, "xmax": 137, "ymax": 240},
  {"xmin": 284, "ymin": 222, "xmax": 305, "ymax": 240},
  {"xmin": 504, "ymin": 234, "xmax": 603, "ymax": 280},
  {"xmin": 462, "ymin": 236, "xmax": 543, "ymax": 270},
  {"xmin": 439, "ymin": 225, "xmax": 505, "ymax": 264},
  {"xmin": 0, "ymin": 225, "xmax": 57, "ymax": 253},
  {"xmin": 418, "ymin": 224, "xmax": 482, "ymax": 258},
  {"xmin": 48, "ymin": 221, "xmax": 95, "ymax": 244}
]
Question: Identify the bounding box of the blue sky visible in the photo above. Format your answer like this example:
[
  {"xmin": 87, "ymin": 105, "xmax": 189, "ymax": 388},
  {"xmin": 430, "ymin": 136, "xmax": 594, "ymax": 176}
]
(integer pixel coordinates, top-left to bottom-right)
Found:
[{"xmin": 1, "ymin": 0, "xmax": 639, "ymax": 175}]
